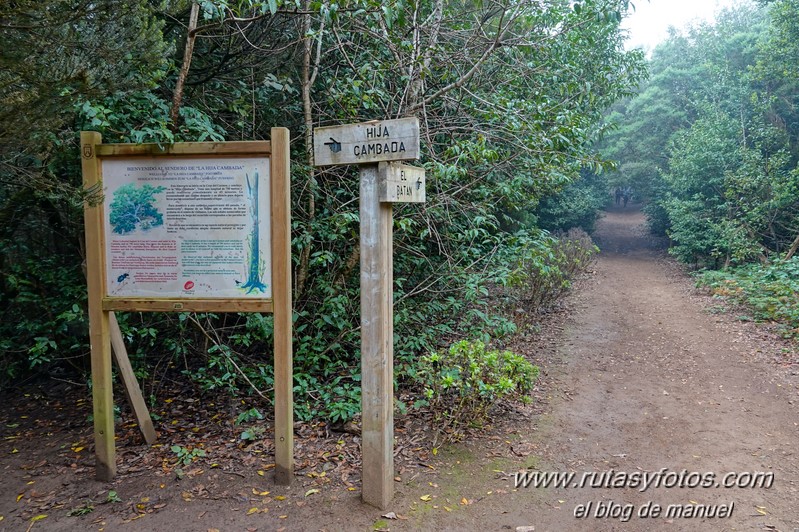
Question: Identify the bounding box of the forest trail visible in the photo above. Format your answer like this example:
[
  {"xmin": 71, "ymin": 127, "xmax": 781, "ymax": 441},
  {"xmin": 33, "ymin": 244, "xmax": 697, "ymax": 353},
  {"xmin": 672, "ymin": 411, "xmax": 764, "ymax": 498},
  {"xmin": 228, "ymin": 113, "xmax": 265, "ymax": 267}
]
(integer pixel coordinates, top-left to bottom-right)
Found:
[
  {"xmin": 502, "ymin": 206, "xmax": 799, "ymax": 531},
  {"xmin": 402, "ymin": 206, "xmax": 799, "ymax": 531},
  {"xmin": 1, "ymin": 206, "xmax": 798, "ymax": 532}
]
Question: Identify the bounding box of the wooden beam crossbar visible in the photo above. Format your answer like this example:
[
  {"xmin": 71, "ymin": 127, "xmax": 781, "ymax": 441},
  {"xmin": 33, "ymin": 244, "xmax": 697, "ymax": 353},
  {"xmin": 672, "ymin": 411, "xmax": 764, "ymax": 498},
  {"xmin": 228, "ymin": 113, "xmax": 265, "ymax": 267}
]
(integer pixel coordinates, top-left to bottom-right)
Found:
[
  {"xmin": 102, "ymin": 298, "xmax": 274, "ymax": 313},
  {"xmin": 96, "ymin": 141, "xmax": 272, "ymax": 157}
]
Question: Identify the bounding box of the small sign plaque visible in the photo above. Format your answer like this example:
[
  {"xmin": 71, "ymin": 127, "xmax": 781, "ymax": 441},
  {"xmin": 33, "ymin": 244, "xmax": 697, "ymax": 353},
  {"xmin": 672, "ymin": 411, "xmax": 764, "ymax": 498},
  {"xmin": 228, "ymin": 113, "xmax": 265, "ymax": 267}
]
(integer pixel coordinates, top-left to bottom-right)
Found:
[
  {"xmin": 378, "ymin": 162, "xmax": 425, "ymax": 203},
  {"xmin": 313, "ymin": 118, "xmax": 420, "ymax": 166}
]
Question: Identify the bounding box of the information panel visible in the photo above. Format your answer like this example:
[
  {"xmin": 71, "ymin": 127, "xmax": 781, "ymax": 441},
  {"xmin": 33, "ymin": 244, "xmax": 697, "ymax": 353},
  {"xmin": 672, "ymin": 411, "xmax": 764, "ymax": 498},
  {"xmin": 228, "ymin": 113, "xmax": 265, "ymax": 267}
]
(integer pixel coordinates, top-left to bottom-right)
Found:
[
  {"xmin": 82, "ymin": 131, "xmax": 293, "ymax": 485},
  {"xmin": 102, "ymin": 157, "xmax": 271, "ymax": 299}
]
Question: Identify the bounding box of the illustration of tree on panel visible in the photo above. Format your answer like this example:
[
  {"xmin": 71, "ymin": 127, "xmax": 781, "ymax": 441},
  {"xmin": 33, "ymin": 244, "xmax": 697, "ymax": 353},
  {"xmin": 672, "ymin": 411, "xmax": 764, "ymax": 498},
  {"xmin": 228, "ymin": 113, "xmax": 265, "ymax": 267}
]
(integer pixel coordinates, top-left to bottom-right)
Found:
[
  {"xmin": 240, "ymin": 170, "xmax": 267, "ymax": 294},
  {"xmin": 109, "ymin": 183, "xmax": 166, "ymax": 234}
]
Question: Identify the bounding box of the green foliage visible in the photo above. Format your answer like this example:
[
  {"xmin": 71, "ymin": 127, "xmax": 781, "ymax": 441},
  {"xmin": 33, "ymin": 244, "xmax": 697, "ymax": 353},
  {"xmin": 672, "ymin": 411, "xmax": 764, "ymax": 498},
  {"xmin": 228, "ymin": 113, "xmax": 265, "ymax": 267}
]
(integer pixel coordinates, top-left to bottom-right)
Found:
[
  {"xmin": 697, "ymin": 258, "xmax": 799, "ymax": 337},
  {"xmin": 1, "ymin": 0, "xmax": 643, "ymax": 432},
  {"xmin": 418, "ymin": 340, "xmax": 539, "ymax": 441},
  {"xmin": 0, "ymin": 0, "xmax": 170, "ymax": 155},
  {"xmin": 604, "ymin": 1, "xmax": 799, "ymax": 269},
  {"xmin": 501, "ymin": 229, "xmax": 599, "ymax": 314},
  {"xmin": 0, "ymin": 254, "xmax": 88, "ymax": 385},
  {"xmin": 240, "ymin": 426, "xmax": 266, "ymax": 442},
  {"xmin": 108, "ymin": 184, "xmax": 166, "ymax": 234},
  {"xmin": 186, "ymin": 339, "xmax": 246, "ymax": 393},
  {"xmin": 66, "ymin": 488, "xmax": 119, "ymax": 513},
  {"xmin": 0, "ymin": 0, "xmax": 229, "ymax": 390},
  {"xmin": 76, "ymin": 92, "xmax": 226, "ymax": 145},
  {"xmin": 170, "ymin": 444, "xmax": 207, "ymax": 465},
  {"xmin": 67, "ymin": 502, "xmax": 94, "ymax": 517},
  {"xmin": 235, "ymin": 407, "xmax": 264, "ymax": 425},
  {"xmin": 235, "ymin": 406, "xmax": 266, "ymax": 442},
  {"xmin": 536, "ymin": 172, "xmax": 610, "ymax": 233}
]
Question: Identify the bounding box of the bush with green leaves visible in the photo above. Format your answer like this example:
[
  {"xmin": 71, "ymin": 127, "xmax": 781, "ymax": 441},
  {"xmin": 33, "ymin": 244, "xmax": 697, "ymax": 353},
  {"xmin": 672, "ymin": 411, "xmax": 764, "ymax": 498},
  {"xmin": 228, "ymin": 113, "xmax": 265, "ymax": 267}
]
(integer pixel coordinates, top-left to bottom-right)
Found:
[
  {"xmin": 0, "ymin": 254, "xmax": 89, "ymax": 384},
  {"xmin": 500, "ymin": 228, "xmax": 598, "ymax": 314},
  {"xmin": 535, "ymin": 171, "xmax": 610, "ymax": 234},
  {"xmin": 696, "ymin": 258, "xmax": 799, "ymax": 338},
  {"xmin": 417, "ymin": 340, "xmax": 539, "ymax": 442}
]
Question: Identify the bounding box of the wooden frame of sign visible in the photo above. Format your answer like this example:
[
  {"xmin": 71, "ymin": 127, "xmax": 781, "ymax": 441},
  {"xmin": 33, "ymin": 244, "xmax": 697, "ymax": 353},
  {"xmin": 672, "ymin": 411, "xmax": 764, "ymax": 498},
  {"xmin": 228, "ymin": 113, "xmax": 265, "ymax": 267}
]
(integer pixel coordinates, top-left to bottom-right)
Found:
[{"xmin": 80, "ymin": 129, "xmax": 293, "ymax": 484}]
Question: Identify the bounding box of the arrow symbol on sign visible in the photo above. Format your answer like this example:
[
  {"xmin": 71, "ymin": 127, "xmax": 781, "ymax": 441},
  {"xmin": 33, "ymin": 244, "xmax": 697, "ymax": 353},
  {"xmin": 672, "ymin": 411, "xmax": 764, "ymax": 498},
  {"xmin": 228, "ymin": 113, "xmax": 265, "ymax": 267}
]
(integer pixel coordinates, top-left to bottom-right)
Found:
[{"xmin": 324, "ymin": 137, "xmax": 341, "ymax": 153}]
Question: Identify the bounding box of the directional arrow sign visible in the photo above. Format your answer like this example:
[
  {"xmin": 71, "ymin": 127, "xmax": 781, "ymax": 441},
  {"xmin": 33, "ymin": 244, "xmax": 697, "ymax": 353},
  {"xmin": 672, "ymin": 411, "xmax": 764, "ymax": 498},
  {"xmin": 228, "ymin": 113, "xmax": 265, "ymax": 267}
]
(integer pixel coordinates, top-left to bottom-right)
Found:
[
  {"xmin": 313, "ymin": 118, "xmax": 420, "ymax": 167},
  {"xmin": 324, "ymin": 137, "xmax": 341, "ymax": 153},
  {"xmin": 378, "ymin": 162, "xmax": 425, "ymax": 203}
]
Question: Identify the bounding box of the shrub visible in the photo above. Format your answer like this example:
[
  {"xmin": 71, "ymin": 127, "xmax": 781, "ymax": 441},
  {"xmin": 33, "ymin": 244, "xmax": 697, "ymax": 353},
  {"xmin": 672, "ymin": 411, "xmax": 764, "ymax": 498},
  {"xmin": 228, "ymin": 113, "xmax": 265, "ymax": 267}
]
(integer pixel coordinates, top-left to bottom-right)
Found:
[
  {"xmin": 697, "ymin": 257, "xmax": 799, "ymax": 337},
  {"xmin": 417, "ymin": 340, "xmax": 539, "ymax": 442},
  {"xmin": 536, "ymin": 172, "xmax": 609, "ymax": 233},
  {"xmin": 502, "ymin": 228, "xmax": 598, "ymax": 314}
]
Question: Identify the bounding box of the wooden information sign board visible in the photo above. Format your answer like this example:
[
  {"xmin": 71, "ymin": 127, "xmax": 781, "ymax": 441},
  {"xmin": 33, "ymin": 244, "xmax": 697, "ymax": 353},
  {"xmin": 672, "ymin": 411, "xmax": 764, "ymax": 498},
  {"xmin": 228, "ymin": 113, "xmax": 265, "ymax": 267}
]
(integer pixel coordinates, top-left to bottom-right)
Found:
[
  {"xmin": 312, "ymin": 118, "xmax": 424, "ymax": 509},
  {"xmin": 313, "ymin": 118, "xmax": 420, "ymax": 166},
  {"xmin": 81, "ymin": 130, "xmax": 293, "ymax": 484},
  {"xmin": 101, "ymin": 156, "xmax": 273, "ymax": 301}
]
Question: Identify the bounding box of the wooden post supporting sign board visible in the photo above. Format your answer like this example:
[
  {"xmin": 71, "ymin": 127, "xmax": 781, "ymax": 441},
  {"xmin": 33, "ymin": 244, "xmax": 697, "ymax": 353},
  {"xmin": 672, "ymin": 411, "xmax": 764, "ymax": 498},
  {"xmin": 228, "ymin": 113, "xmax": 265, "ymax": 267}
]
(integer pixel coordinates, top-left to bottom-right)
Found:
[
  {"xmin": 359, "ymin": 164, "xmax": 394, "ymax": 509},
  {"xmin": 313, "ymin": 118, "xmax": 425, "ymax": 509},
  {"xmin": 109, "ymin": 311, "xmax": 157, "ymax": 445},
  {"xmin": 80, "ymin": 129, "xmax": 293, "ymax": 483}
]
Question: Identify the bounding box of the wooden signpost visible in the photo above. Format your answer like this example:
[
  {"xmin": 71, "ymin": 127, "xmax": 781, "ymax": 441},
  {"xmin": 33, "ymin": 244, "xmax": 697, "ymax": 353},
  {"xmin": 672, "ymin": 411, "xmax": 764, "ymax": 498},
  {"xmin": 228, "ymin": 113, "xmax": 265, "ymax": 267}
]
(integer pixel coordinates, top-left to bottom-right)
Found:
[
  {"xmin": 313, "ymin": 118, "xmax": 425, "ymax": 509},
  {"xmin": 80, "ymin": 129, "xmax": 293, "ymax": 485},
  {"xmin": 313, "ymin": 117, "xmax": 420, "ymax": 167}
]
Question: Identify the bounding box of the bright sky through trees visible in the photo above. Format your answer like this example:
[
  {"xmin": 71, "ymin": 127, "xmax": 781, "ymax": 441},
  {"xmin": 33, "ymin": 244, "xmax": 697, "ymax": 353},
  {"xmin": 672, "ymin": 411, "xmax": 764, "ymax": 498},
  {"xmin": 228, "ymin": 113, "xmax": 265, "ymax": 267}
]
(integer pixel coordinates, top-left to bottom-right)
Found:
[{"xmin": 621, "ymin": 0, "xmax": 751, "ymax": 51}]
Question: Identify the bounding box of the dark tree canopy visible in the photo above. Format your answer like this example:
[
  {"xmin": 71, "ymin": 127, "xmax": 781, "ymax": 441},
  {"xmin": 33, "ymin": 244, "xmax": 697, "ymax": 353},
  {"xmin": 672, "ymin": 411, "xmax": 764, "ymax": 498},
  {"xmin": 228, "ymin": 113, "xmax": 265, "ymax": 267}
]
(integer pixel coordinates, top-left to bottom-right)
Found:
[{"xmin": 0, "ymin": 0, "xmax": 647, "ymax": 423}]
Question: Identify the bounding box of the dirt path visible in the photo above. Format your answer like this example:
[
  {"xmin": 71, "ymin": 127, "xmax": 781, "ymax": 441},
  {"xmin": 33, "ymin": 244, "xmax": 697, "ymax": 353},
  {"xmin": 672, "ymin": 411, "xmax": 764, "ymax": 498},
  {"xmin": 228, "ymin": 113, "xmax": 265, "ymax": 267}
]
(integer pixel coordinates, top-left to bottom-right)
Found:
[
  {"xmin": 2, "ymin": 207, "xmax": 798, "ymax": 531},
  {"xmin": 402, "ymin": 206, "xmax": 799, "ymax": 532},
  {"xmin": 493, "ymin": 207, "xmax": 799, "ymax": 531}
]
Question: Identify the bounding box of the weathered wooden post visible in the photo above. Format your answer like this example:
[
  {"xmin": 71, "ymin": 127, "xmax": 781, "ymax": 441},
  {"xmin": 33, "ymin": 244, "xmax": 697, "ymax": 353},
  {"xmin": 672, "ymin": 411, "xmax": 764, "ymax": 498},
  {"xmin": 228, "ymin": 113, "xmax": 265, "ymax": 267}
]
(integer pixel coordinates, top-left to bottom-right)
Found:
[
  {"xmin": 80, "ymin": 131, "xmax": 116, "ymax": 481},
  {"xmin": 313, "ymin": 118, "xmax": 424, "ymax": 508},
  {"xmin": 359, "ymin": 163, "xmax": 394, "ymax": 508}
]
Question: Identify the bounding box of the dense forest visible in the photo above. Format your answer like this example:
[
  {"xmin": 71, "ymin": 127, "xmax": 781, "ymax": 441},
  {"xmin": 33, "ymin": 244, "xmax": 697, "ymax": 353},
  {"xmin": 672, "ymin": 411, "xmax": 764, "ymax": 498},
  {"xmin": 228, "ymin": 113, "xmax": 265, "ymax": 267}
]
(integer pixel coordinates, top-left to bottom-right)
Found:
[
  {"xmin": 604, "ymin": 0, "xmax": 799, "ymax": 341},
  {"xmin": 1, "ymin": 0, "xmax": 797, "ymax": 428}
]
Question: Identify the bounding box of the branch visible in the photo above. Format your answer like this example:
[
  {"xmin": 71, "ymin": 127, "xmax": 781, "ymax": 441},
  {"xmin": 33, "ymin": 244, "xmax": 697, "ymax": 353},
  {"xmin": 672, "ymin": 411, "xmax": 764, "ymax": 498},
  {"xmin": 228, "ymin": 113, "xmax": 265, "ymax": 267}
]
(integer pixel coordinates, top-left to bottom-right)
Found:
[
  {"xmin": 408, "ymin": 7, "xmax": 515, "ymax": 113},
  {"xmin": 170, "ymin": 2, "xmax": 200, "ymax": 132},
  {"xmin": 187, "ymin": 314, "xmax": 270, "ymax": 399}
]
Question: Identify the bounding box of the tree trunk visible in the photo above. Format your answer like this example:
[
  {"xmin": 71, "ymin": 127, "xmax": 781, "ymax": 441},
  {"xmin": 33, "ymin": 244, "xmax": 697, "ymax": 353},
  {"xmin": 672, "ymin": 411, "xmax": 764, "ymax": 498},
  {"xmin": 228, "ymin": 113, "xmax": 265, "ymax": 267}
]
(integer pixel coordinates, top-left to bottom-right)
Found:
[
  {"xmin": 405, "ymin": 0, "xmax": 443, "ymax": 113},
  {"xmin": 296, "ymin": 2, "xmax": 321, "ymax": 301},
  {"xmin": 170, "ymin": 2, "xmax": 200, "ymax": 132},
  {"xmin": 785, "ymin": 232, "xmax": 799, "ymax": 261}
]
